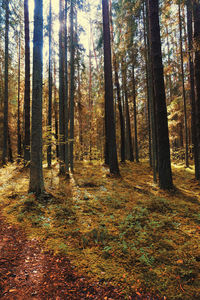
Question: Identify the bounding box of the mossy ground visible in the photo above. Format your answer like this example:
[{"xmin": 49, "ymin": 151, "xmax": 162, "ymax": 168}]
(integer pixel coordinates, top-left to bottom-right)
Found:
[{"xmin": 0, "ymin": 160, "xmax": 199, "ymax": 299}]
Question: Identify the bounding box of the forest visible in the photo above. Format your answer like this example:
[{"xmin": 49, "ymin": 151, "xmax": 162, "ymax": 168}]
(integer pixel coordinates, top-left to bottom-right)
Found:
[{"xmin": 0, "ymin": 0, "xmax": 200, "ymax": 299}]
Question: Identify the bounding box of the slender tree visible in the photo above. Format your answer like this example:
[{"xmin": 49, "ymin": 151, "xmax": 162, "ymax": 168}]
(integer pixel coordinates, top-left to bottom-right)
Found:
[
  {"xmin": 193, "ymin": 0, "xmax": 200, "ymax": 180},
  {"xmin": 24, "ymin": 0, "xmax": 30, "ymax": 163},
  {"xmin": 3, "ymin": 0, "xmax": 9, "ymax": 164},
  {"xmin": 102, "ymin": 0, "xmax": 119, "ymax": 175},
  {"xmin": 59, "ymin": 0, "xmax": 66, "ymax": 174},
  {"xmin": 147, "ymin": 0, "xmax": 173, "ymax": 189},
  {"xmin": 187, "ymin": 0, "xmax": 199, "ymax": 178},
  {"xmin": 29, "ymin": 0, "xmax": 44, "ymax": 194},
  {"xmin": 132, "ymin": 64, "xmax": 139, "ymax": 162},
  {"xmin": 17, "ymin": 29, "xmax": 22, "ymax": 160},
  {"xmin": 122, "ymin": 60, "xmax": 134, "ymax": 162},
  {"xmin": 64, "ymin": 0, "xmax": 69, "ymax": 175},
  {"xmin": 69, "ymin": 0, "xmax": 75, "ymax": 172},
  {"xmin": 47, "ymin": 0, "xmax": 52, "ymax": 168},
  {"xmin": 178, "ymin": 0, "xmax": 189, "ymax": 167},
  {"xmin": 54, "ymin": 59, "xmax": 59, "ymax": 159}
]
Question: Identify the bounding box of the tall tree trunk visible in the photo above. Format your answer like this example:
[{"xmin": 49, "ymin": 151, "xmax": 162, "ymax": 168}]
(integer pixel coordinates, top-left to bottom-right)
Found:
[
  {"xmin": 59, "ymin": 0, "xmax": 66, "ymax": 174},
  {"xmin": 77, "ymin": 51, "xmax": 83, "ymax": 161},
  {"xmin": 3, "ymin": 0, "xmax": 9, "ymax": 164},
  {"xmin": 47, "ymin": 0, "xmax": 52, "ymax": 168},
  {"xmin": 109, "ymin": 0, "xmax": 125, "ymax": 163},
  {"xmin": 193, "ymin": 0, "xmax": 200, "ymax": 180},
  {"xmin": 187, "ymin": 0, "xmax": 199, "ymax": 178},
  {"xmin": 147, "ymin": 0, "xmax": 173, "ymax": 189},
  {"xmin": 69, "ymin": 0, "xmax": 75, "ymax": 172},
  {"xmin": 132, "ymin": 64, "xmax": 139, "ymax": 162},
  {"xmin": 179, "ymin": 0, "xmax": 189, "ymax": 167},
  {"xmin": 54, "ymin": 59, "xmax": 59, "ymax": 159},
  {"xmin": 102, "ymin": 0, "xmax": 119, "ymax": 175},
  {"xmin": 166, "ymin": 25, "xmax": 173, "ymax": 103},
  {"xmin": 113, "ymin": 58, "xmax": 125, "ymax": 163},
  {"xmin": 143, "ymin": 1, "xmax": 152, "ymax": 167},
  {"xmin": 24, "ymin": 0, "xmax": 30, "ymax": 163},
  {"xmin": 122, "ymin": 60, "xmax": 134, "ymax": 162},
  {"xmin": 8, "ymin": 126, "xmax": 13, "ymax": 163},
  {"xmin": 64, "ymin": 0, "xmax": 69, "ymax": 174},
  {"xmin": 89, "ymin": 34, "xmax": 93, "ymax": 161},
  {"xmin": 29, "ymin": 0, "xmax": 44, "ymax": 195},
  {"xmin": 17, "ymin": 30, "xmax": 22, "ymax": 161},
  {"xmin": 146, "ymin": 0, "xmax": 157, "ymax": 181}
]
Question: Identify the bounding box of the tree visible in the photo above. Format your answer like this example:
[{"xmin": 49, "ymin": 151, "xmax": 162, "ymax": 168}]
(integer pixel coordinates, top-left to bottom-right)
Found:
[
  {"xmin": 102, "ymin": 0, "xmax": 119, "ymax": 175},
  {"xmin": 17, "ymin": 29, "xmax": 22, "ymax": 160},
  {"xmin": 24, "ymin": 0, "xmax": 30, "ymax": 163},
  {"xmin": 69, "ymin": 0, "xmax": 75, "ymax": 172},
  {"xmin": 193, "ymin": 0, "xmax": 200, "ymax": 180},
  {"xmin": 29, "ymin": 0, "xmax": 44, "ymax": 194},
  {"xmin": 2, "ymin": 0, "xmax": 9, "ymax": 164},
  {"xmin": 178, "ymin": 0, "xmax": 189, "ymax": 167},
  {"xmin": 47, "ymin": 0, "xmax": 52, "ymax": 168},
  {"xmin": 64, "ymin": 0, "xmax": 69, "ymax": 175},
  {"xmin": 187, "ymin": 0, "xmax": 199, "ymax": 178},
  {"xmin": 147, "ymin": 0, "xmax": 173, "ymax": 189},
  {"xmin": 59, "ymin": 0, "xmax": 66, "ymax": 174}
]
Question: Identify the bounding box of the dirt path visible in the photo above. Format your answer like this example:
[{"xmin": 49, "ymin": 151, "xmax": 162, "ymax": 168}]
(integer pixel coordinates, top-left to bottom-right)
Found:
[{"xmin": 0, "ymin": 214, "xmax": 125, "ymax": 300}]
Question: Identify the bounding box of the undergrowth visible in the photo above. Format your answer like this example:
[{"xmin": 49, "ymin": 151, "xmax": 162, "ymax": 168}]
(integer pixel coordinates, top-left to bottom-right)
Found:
[{"xmin": 0, "ymin": 161, "xmax": 199, "ymax": 299}]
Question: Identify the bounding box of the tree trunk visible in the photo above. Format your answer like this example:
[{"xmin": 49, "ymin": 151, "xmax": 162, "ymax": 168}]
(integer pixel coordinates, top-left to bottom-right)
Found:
[
  {"xmin": 64, "ymin": 0, "xmax": 69, "ymax": 174},
  {"xmin": 178, "ymin": 0, "xmax": 189, "ymax": 167},
  {"xmin": 193, "ymin": 0, "xmax": 200, "ymax": 180},
  {"xmin": 109, "ymin": 0, "xmax": 125, "ymax": 163},
  {"xmin": 122, "ymin": 60, "xmax": 134, "ymax": 162},
  {"xmin": 132, "ymin": 64, "xmax": 139, "ymax": 162},
  {"xmin": 24, "ymin": 0, "xmax": 30, "ymax": 164},
  {"xmin": 59, "ymin": 0, "xmax": 66, "ymax": 174},
  {"xmin": 102, "ymin": 0, "xmax": 120, "ymax": 175},
  {"xmin": 54, "ymin": 60, "xmax": 59, "ymax": 159},
  {"xmin": 29, "ymin": 0, "xmax": 44, "ymax": 195},
  {"xmin": 8, "ymin": 126, "xmax": 13, "ymax": 163},
  {"xmin": 17, "ymin": 30, "xmax": 22, "ymax": 161},
  {"xmin": 143, "ymin": 1, "xmax": 152, "ymax": 167},
  {"xmin": 69, "ymin": 0, "xmax": 75, "ymax": 172},
  {"xmin": 187, "ymin": 0, "xmax": 199, "ymax": 178},
  {"xmin": 113, "ymin": 58, "xmax": 125, "ymax": 163},
  {"xmin": 47, "ymin": 0, "xmax": 52, "ymax": 168},
  {"xmin": 3, "ymin": 0, "xmax": 9, "ymax": 164},
  {"xmin": 147, "ymin": 0, "xmax": 173, "ymax": 189}
]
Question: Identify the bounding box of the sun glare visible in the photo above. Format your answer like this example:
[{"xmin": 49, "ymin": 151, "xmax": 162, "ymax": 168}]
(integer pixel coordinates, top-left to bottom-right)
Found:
[{"xmin": 28, "ymin": 0, "xmax": 101, "ymax": 55}]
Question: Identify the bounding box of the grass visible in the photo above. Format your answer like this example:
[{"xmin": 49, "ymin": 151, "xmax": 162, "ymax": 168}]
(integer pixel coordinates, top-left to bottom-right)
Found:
[{"xmin": 0, "ymin": 160, "xmax": 199, "ymax": 299}]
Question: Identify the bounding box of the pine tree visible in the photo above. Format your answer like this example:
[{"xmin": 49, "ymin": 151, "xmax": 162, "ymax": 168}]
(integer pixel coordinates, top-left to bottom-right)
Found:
[
  {"xmin": 147, "ymin": 0, "xmax": 173, "ymax": 189},
  {"xmin": 29, "ymin": 0, "xmax": 44, "ymax": 194}
]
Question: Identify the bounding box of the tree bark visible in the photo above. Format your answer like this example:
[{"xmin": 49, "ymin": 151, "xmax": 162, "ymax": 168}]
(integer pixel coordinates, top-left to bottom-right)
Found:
[
  {"xmin": 3, "ymin": 0, "xmax": 9, "ymax": 164},
  {"xmin": 187, "ymin": 0, "xmax": 199, "ymax": 178},
  {"xmin": 122, "ymin": 60, "xmax": 134, "ymax": 162},
  {"xmin": 47, "ymin": 0, "xmax": 52, "ymax": 168},
  {"xmin": 178, "ymin": 0, "xmax": 189, "ymax": 167},
  {"xmin": 29, "ymin": 0, "xmax": 44, "ymax": 195},
  {"xmin": 17, "ymin": 30, "xmax": 22, "ymax": 161},
  {"xmin": 147, "ymin": 0, "xmax": 173, "ymax": 189},
  {"xmin": 64, "ymin": 0, "xmax": 69, "ymax": 174},
  {"xmin": 132, "ymin": 64, "xmax": 139, "ymax": 162},
  {"xmin": 24, "ymin": 0, "xmax": 31, "ymax": 164},
  {"xmin": 193, "ymin": 0, "xmax": 200, "ymax": 180},
  {"xmin": 69, "ymin": 0, "xmax": 75, "ymax": 172},
  {"xmin": 102, "ymin": 0, "xmax": 120, "ymax": 175},
  {"xmin": 59, "ymin": 0, "xmax": 66, "ymax": 174}
]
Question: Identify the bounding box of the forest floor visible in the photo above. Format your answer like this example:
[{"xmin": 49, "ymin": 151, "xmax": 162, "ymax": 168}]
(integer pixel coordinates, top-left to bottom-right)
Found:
[{"xmin": 0, "ymin": 160, "xmax": 199, "ymax": 299}]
